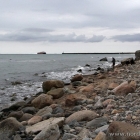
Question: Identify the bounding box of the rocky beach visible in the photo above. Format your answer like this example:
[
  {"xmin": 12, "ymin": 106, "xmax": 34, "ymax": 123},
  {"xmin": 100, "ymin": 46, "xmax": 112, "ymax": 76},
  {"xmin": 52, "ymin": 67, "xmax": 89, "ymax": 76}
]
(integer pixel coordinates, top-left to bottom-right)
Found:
[{"xmin": 0, "ymin": 50, "xmax": 140, "ymax": 140}]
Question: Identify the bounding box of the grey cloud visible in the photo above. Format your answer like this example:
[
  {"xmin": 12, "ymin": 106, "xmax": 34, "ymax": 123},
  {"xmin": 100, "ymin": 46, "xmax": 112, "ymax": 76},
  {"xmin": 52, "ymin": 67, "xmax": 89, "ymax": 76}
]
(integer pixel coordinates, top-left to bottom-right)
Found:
[
  {"xmin": 1, "ymin": 0, "xmax": 140, "ymax": 30},
  {"xmin": 0, "ymin": 30, "xmax": 105, "ymax": 43},
  {"xmin": 111, "ymin": 33, "xmax": 140, "ymax": 42},
  {"xmin": 23, "ymin": 28, "xmax": 53, "ymax": 33},
  {"xmin": 87, "ymin": 35, "xmax": 105, "ymax": 42}
]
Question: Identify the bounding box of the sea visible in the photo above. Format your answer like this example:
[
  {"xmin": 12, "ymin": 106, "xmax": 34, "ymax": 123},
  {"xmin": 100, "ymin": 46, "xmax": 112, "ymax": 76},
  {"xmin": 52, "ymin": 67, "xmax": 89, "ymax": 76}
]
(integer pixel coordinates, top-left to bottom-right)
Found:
[{"xmin": 0, "ymin": 54, "xmax": 135, "ymax": 110}]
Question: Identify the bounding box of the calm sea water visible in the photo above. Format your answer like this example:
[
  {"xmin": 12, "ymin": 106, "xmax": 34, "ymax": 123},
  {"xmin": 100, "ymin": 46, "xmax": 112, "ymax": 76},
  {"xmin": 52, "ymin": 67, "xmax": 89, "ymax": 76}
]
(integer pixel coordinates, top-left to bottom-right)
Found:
[{"xmin": 0, "ymin": 54, "xmax": 135, "ymax": 109}]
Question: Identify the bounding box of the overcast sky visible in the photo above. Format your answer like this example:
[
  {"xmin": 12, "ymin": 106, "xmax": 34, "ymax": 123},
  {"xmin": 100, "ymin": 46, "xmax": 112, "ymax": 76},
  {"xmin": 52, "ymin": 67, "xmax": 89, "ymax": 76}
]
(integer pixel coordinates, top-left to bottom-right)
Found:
[{"xmin": 0, "ymin": 0, "xmax": 140, "ymax": 54}]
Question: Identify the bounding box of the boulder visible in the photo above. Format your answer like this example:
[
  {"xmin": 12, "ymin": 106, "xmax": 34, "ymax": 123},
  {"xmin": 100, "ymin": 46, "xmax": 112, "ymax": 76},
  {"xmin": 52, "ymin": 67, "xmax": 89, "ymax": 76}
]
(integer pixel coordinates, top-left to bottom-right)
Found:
[
  {"xmin": 65, "ymin": 94, "xmax": 78, "ymax": 106},
  {"xmin": 112, "ymin": 81, "xmax": 136, "ymax": 96},
  {"xmin": 65, "ymin": 110, "xmax": 98, "ymax": 124},
  {"xmin": 19, "ymin": 113, "xmax": 33, "ymax": 122},
  {"xmin": 86, "ymin": 117, "xmax": 108, "ymax": 128},
  {"xmin": 32, "ymin": 94, "xmax": 53, "ymax": 109},
  {"xmin": 42, "ymin": 80, "xmax": 64, "ymax": 92},
  {"xmin": 121, "ymin": 57, "xmax": 135, "ymax": 65},
  {"xmin": 0, "ymin": 117, "xmax": 22, "ymax": 138},
  {"xmin": 108, "ymin": 83, "xmax": 119, "ymax": 90},
  {"xmin": 35, "ymin": 106, "xmax": 52, "ymax": 116},
  {"xmin": 22, "ymin": 106, "xmax": 37, "ymax": 114},
  {"xmin": 106, "ymin": 121, "xmax": 140, "ymax": 140},
  {"xmin": 47, "ymin": 88, "xmax": 64, "ymax": 99},
  {"xmin": 135, "ymin": 50, "xmax": 140, "ymax": 60},
  {"xmin": 33, "ymin": 124, "xmax": 60, "ymax": 140},
  {"xmin": 2, "ymin": 101, "xmax": 26, "ymax": 112},
  {"xmin": 71, "ymin": 74, "xmax": 83, "ymax": 82},
  {"xmin": 100, "ymin": 57, "xmax": 108, "ymax": 61},
  {"xmin": 28, "ymin": 116, "xmax": 42, "ymax": 125},
  {"xmin": 8, "ymin": 111, "xmax": 24, "ymax": 120},
  {"xmin": 26, "ymin": 117, "xmax": 64, "ymax": 134},
  {"xmin": 78, "ymin": 84, "xmax": 94, "ymax": 92}
]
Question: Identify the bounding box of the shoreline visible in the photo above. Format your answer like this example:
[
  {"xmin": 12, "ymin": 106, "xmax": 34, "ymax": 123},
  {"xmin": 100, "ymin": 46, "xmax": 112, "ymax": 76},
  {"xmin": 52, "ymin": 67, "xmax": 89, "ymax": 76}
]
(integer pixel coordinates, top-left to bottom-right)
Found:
[{"xmin": 0, "ymin": 58, "xmax": 140, "ymax": 139}]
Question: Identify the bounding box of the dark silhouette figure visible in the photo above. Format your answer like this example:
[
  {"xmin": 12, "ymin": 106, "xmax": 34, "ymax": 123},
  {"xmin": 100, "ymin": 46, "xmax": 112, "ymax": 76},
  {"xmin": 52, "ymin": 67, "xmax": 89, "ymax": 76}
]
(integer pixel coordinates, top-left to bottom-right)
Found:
[
  {"xmin": 112, "ymin": 57, "xmax": 116, "ymax": 68},
  {"xmin": 125, "ymin": 61, "xmax": 130, "ymax": 66},
  {"xmin": 130, "ymin": 58, "xmax": 135, "ymax": 65}
]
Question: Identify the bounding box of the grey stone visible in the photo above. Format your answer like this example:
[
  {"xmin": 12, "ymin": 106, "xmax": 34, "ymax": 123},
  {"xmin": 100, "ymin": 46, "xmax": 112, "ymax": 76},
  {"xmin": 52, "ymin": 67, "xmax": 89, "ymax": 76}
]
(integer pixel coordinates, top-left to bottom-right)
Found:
[
  {"xmin": 0, "ymin": 117, "xmax": 23, "ymax": 137},
  {"xmin": 22, "ymin": 107, "xmax": 37, "ymax": 114},
  {"xmin": 72, "ymin": 105, "xmax": 82, "ymax": 111},
  {"xmin": 33, "ymin": 124, "xmax": 60, "ymax": 140},
  {"xmin": 78, "ymin": 128, "xmax": 91, "ymax": 139},
  {"xmin": 86, "ymin": 117, "xmax": 108, "ymax": 128},
  {"xmin": 62, "ymin": 133, "xmax": 78, "ymax": 140},
  {"xmin": 95, "ymin": 125, "xmax": 109, "ymax": 134},
  {"xmin": 35, "ymin": 106, "xmax": 52, "ymax": 116},
  {"xmin": 26, "ymin": 117, "xmax": 64, "ymax": 134},
  {"xmin": 14, "ymin": 134, "xmax": 21, "ymax": 140},
  {"xmin": 52, "ymin": 106, "xmax": 64, "ymax": 114}
]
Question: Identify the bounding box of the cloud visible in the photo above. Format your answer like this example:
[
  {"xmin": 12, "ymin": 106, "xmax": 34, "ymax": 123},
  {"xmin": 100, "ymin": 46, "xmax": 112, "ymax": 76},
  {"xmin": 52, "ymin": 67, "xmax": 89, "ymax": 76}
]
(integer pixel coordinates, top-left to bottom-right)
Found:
[
  {"xmin": 111, "ymin": 33, "xmax": 140, "ymax": 42},
  {"xmin": 1, "ymin": 0, "xmax": 140, "ymax": 30},
  {"xmin": 23, "ymin": 28, "xmax": 53, "ymax": 33},
  {"xmin": 87, "ymin": 35, "xmax": 105, "ymax": 42},
  {"xmin": 0, "ymin": 29, "xmax": 105, "ymax": 43}
]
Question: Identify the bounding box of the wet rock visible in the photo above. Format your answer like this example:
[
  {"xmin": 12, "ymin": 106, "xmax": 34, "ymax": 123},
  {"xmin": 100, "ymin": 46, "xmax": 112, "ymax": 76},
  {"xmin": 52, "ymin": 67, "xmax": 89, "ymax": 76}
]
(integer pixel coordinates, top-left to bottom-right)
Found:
[
  {"xmin": 0, "ymin": 117, "xmax": 23, "ymax": 138},
  {"xmin": 85, "ymin": 64, "xmax": 90, "ymax": 67},
  {"xmin": 77, "ymin": 69, "xmax": 82, "ymax": 73},
  {"xmin": 86, "ymin": 117, "xmax": 108, "ymax": 128},
  {"xmin": 106, "ymin": 121, "xmax": 140, "ymax": 140},
  {"xmin": 26, "ymin": 117, "xmax": 64, "ymax": 134},
  {"xmin": 47, "ymin": 88, "xmax": 64, "ymax": 99},
  {"xmin": 19, "ymin": 113, "xmax": 33, "ymax": 122},
  {"xmin": 42, "ymin": 80, "xmax": 64, "ymax": 92},
  {"xmin": 33, "ymin": 124, "xmax": 60, "ymax": 140},
  {"xmin": 32, "ymin": 94, "xmax": 53, "ymax": 109},
  {"xmin": 62, "ymin": 133, "xmax": 78, "ymax": 140},
  {"xmin": 72, "ymin": 81, "xmax": 82, "ymax": 87},
  {"xmin": 28, "ymin": 116, "xmax": 42, "ymax": 125},
  {"xmin": 11, "ymin": 81, "xmax": 22, "ymax": 85},
  {"xmin": 65, "ymin": 110, "xmax": 98, "ymax": 124},
  {"xmin": 94, "ymin": 132, "xmax": 106, "ymax": 140},
  {"xmin": 2, "ymin": 101, "xmax": 26, "ymax": 112},
  {"xmin": 121, "ymin": 57, "xmax": 135, "ymax": 65},
  {"xmin": 100, "ymin": 57, "xmax": 107, "ymax": 61},
  {"xmin": 8, "ymin": 111, "xmax": 23, "ymax": 120},
  {"xmin": 71, "ymin": 74, "xmax": 83, "ymax": 82}
]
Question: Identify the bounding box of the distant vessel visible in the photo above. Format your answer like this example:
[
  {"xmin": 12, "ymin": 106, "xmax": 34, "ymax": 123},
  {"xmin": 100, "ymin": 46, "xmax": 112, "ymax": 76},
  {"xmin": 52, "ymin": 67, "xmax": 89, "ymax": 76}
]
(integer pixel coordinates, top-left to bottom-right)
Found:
[{"xmin": 37, "ymin": 51, "xmax": 46, "ymax": 54}]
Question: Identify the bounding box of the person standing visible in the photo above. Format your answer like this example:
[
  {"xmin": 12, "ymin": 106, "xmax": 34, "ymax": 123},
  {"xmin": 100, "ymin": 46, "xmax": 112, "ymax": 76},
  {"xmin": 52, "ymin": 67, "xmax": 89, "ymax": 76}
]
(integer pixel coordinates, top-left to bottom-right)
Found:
[{"xmin": 112, "ymin": 57, "xmax": 116, "ymax": 69}]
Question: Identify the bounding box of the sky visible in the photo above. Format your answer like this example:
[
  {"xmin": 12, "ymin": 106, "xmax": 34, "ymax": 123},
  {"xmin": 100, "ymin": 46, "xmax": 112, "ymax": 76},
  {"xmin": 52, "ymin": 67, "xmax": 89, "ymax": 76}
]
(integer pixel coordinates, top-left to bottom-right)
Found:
[{"xmin": 0, "ymin": 0, "xmax": 140, "ymax": 54}]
